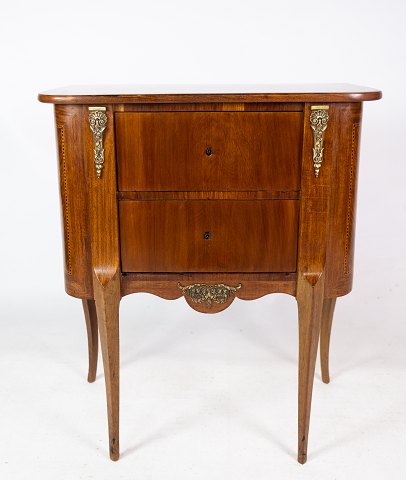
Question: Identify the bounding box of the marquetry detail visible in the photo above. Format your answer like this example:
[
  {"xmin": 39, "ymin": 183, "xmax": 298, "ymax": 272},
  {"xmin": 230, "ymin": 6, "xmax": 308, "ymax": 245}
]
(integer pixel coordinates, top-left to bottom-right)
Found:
[
  {"xmin": 57, "ymin": 124, "xmax": 72, "ymax": 275},
  {"xmin": 310, "ymin": 106, "xmax": 330, "ymax": 177},
  {"xmin": 178, "ymin": 283, "xmax": 242, "ymax": 308},
  {"xmin": 344, "ymin": 122, "xmax": 360, "ymax": 275},
  {"xmin": 88, "ymin": 107, "xmax": 107, "ymax": 178}
]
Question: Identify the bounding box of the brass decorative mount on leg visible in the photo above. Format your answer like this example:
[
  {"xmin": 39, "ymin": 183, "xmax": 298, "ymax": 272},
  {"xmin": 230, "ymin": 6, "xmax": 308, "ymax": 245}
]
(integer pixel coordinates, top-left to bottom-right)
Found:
[
  {"xmin": 88, "ymin": 107, "xmax": 107, "ymax": 178},
  {"xmin": 310, "ymin": 105, "xmax": 330, "ymax": 178}
]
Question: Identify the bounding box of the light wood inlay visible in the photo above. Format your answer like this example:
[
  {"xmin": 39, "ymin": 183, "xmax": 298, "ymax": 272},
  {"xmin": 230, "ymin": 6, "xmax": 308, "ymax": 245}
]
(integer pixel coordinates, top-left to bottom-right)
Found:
[
  {"xmin": 57, "ymin": 124, "xmax": 72, "ymax": 275},
  {"xmin": 344, "ymin": 122, "xmax": 360, "ymax": 276}
]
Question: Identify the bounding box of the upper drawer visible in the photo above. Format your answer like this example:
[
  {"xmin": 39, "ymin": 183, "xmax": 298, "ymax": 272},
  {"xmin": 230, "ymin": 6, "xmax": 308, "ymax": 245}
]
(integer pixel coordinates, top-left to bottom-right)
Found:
[{"xmin": 115, "ymin": 112, "xmax": 302, "ymax": 191}]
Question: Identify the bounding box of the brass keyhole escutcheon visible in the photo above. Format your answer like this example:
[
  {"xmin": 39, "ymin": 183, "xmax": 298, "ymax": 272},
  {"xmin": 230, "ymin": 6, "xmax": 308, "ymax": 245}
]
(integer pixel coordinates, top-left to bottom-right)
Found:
[
  {"xmin": 205, "ymin": 146, "xmax": 213, "ymax": 156},
  {"xmin": 203, "ymin": 231, "xmax": 211, "ymax": 240}
]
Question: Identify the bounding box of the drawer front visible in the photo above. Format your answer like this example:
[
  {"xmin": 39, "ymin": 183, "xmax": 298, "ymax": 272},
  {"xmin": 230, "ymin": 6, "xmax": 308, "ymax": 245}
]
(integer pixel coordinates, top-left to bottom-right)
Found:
[
  {"xmin": 116, "ymin": 112, "xmax": 302, "ymax": 192},
  {"xmin": 119, "ymin": 200, "xmax": 299, "ymax": 273}
]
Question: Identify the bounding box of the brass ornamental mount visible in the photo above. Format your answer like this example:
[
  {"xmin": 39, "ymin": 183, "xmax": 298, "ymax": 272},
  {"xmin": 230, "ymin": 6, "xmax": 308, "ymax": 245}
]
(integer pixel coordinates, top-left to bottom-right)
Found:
[
  {"xmin": 88, "ymin": 107, "xmax": 108, "ymax": 178},
  {"xmin": 178, "ymin": 283, "xmax": 242, "ymax": 308},
  {"xmin": 310, "ymin": 105, "xmax": 330, "ymax": 178}
]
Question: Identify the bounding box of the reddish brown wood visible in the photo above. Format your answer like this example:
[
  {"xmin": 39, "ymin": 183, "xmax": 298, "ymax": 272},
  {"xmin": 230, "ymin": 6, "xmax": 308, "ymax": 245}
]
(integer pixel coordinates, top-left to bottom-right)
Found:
[
  {"xmin": 54, "ymin": 106, "xmax": 93, "ymax": 299},
  {"xmin": 116, "ymin": 112, "xmax": 302, "ymax": 192},
  {"xmin": 320, "ymin": 298, "xmax": 337, "ymax": 384},
  {"xmin": 39, "ymin": 87, "xmax": 380, "ymax": 464},
  {"xmin": 121, "ymin": 273, "xmax": 297, "ymax": 302},
  {"xmin": 324, "ymin": 103, "xmax": 363, "ymax": 297},
  {"xmin": 295, "ymin": 103, "xmax": 334, "ymax": 464},
  {"xmin": 296, "ymin": 275, "xmax": 325, "ymax": 465},
  {"xmin": 119, "ymin": 200, "xmax": 299, "ymax": 273},
  {"xmin": 117, "ymin": 190, "xmax": 300, "ymax": 201},
  {"xmin": 82, "ymin": 299, "xmax": 98, "ymax": 383},
  {"xmin": 94, "ymin": 273, "xmax": 120, "ymax": 461},
  {"xmin": 122, "ymin": 102, "xmax": 304, "ymax": 112},
  {"xmin": 85, "ymin": 105, "xmax": 121, "ymax": 461},
  {"xmin": 38, "ymin": 83, "xmax": 382, "ymax": 104}
]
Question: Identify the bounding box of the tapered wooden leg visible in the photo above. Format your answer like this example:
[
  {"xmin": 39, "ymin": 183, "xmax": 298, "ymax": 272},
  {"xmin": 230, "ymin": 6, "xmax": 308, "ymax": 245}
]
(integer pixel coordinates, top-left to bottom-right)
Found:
[
  {"xmin": 296, "ymin": 275, "xmax": 325, "ymax": 464},
  {"xmin": 94, "ymin": 274, "xmax": 120, "ymax": 461},
  {"xmin": 82, "ymin": 299, "xmax": 98, "ymax": 383},
  {"xmin": 320, "ymin": 297, "xmax": 336, "ymax": 384}
]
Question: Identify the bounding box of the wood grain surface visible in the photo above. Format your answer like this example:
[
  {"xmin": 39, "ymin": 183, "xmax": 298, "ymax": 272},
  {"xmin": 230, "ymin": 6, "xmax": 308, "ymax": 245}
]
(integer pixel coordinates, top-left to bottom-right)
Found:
[
  {"xmin": 82, "ymin": 299, "xmax": 98, "ymax": 383},
  {"xmin": 116, "ymin": 111, "xmax": 302, "ymax": 191},
  {"xmin": 54, "ymin": 105, "xmax": 93, "ymax": 299},
  {"xmin": 40, "ymin": 88, "xmax": 381, "ymax": 464},
  {"xmin": 119, "ymin": 200, "xmax": 299, "ymax": 273},
  {"xmin": 38, "ymin": 83, "xmax": 382, "ymax": 104},
  {"xmin": 295, "ymin": 102, "xmax": 335, "ymax": 464},
  {"xmin": 85, "ymin": 105, "xmax": 121, "ymax": 461}
]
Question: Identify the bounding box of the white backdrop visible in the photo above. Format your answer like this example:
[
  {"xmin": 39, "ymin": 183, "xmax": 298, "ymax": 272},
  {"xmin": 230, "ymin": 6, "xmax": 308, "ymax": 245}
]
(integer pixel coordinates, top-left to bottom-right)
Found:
[{"xmin": 0, "ymin": 1, "xmax": 405, "ymax": 479}]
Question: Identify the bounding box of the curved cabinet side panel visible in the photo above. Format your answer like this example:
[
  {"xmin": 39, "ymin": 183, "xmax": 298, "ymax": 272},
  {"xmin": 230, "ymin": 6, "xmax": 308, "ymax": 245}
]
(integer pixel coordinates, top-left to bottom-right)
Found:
[
  {"xmin": 325, "ymin": 103, "xmax": 362, "ymax": 297},
  {"xmin": 55, "ymin": 105, "xmax": 93, "ymax": 298}
]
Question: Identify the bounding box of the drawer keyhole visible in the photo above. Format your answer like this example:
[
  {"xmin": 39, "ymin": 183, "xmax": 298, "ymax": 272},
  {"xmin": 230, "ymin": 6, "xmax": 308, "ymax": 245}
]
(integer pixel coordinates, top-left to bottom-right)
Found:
[
  {"xmin": 203, "ymin": 231, "xmax": 211, "ymax": 240},
  {"xmin": 205, "ymin": 146, "xmax": 213, "ymax": 156}
]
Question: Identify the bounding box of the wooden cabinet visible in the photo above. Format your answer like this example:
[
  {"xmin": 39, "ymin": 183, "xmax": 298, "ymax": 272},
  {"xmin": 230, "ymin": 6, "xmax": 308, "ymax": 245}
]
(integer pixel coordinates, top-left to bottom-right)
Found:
[{"xmin": 38, "ymin": 84, "xmax": 381, "ymax": 464}]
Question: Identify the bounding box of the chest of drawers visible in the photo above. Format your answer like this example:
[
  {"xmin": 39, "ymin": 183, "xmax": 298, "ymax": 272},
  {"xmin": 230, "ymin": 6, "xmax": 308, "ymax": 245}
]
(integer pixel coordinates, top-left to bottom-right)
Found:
[{"xmin": 39, "ymin": 84, "xmax": 381, "ymax": 463}]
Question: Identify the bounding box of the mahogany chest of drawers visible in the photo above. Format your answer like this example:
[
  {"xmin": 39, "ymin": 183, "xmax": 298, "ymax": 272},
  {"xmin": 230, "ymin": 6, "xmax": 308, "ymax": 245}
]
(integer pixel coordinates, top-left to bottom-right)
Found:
[{"xmin": 39, "ymin": 84, "xmax": 381, "ymax": 463}]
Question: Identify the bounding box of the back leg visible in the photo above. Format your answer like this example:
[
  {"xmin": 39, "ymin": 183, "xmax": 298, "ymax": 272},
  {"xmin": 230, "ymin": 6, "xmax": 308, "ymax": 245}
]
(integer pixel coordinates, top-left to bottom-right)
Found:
[
  {"xmin": 82, "ymin": 299, "xmax": 99, "ymax": 383},
  {"xmin": 320, "ymin": 297, "xmax": 336, "ymax": 384}
]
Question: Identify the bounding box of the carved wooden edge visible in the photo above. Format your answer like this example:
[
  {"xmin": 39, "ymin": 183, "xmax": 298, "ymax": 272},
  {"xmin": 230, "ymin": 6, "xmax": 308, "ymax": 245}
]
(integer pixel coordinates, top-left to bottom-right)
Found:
[
  {"xmin": 120, "ymin": 274, "xmax": 297, "ymax": 312},
  {"xmin": 39, "ymin": 90, "xmax": 382, "ymax": 105}
]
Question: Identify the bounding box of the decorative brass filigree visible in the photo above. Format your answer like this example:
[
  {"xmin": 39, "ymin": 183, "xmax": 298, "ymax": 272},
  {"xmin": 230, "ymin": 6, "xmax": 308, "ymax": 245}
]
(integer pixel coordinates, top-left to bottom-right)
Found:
[
  {"xmin": 178, "ymin": 283, "xmax": 242, "ymax": 308},
  {"xmin": 310, "ymin": 106, "xmax": 330, "ymax": 178},
  {"xmin": 88, "ymin": 107, "xmax": 107, "ymax": 178}
]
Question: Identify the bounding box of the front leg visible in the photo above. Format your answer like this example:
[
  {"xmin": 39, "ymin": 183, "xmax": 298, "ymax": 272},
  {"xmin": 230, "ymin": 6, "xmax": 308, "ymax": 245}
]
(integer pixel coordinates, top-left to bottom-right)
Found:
[
  {"xmin": 295, "ymin": 103, "xmax": 333, "ymax": 463},
  {"xmin": 296, "ymin": 273, "xmax": 325, "ymax": 464},
  {"xmin": 87, "ymin": 105, "xmax": 121, "ymax": 460},
  {"xmin": 94, "ymin": 273, "xmax": 120, "ymax": 461}
]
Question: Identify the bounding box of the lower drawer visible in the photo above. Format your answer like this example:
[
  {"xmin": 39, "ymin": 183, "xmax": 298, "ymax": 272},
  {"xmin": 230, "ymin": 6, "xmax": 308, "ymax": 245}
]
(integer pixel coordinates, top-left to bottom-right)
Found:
[{"xmin": 119, "ymin": 200, "xmax": 299, "ymax": 273}]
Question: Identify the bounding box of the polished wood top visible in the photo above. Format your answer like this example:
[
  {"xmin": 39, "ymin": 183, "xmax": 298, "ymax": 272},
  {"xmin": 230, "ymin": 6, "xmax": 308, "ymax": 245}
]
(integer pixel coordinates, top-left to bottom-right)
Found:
[{"xmin": 38, "ymin": 84, "xmax": 382, "ymax": 104}]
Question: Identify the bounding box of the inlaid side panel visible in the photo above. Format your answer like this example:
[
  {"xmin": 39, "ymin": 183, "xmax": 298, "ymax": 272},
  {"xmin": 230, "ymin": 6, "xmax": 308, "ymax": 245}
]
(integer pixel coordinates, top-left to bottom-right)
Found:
[
  {"xmin": 55, "ymin": 105, "xmax": 93, "ymax": 298},
  {"xmin": 325, "ymin": 103, "xmax": 363, "ymax": 297}
]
